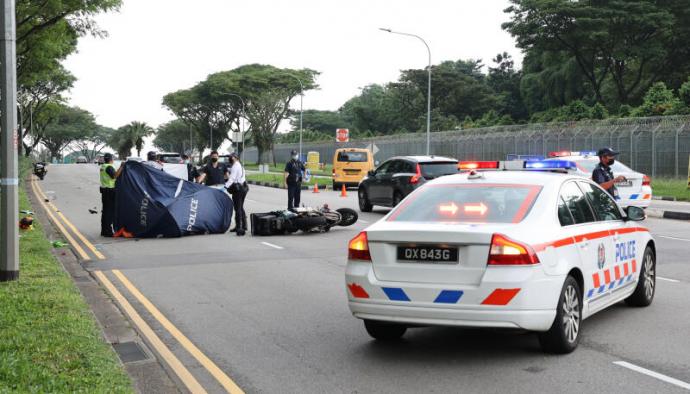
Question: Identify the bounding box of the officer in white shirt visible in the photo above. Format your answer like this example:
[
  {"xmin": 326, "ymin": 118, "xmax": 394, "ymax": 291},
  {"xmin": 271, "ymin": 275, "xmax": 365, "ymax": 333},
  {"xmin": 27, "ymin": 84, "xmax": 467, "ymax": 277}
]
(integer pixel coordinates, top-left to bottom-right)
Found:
[{"xmin": 225, "ymin": 152, "xmax": 248, "ymax": 236}]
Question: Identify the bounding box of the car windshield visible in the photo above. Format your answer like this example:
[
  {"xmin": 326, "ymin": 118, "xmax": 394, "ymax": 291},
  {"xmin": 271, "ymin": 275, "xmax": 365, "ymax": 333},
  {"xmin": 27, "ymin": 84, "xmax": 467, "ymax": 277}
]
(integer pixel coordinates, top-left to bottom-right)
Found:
[
  {"xmin": 337, "ymin": 151, "xmax": 368, "ymax": 162},
  {"xmin": 159, "ymin": 156, "xmax": 182, "ymax": 163},
  {"xmin": 388, "ymin": 184, "xmax": 542, "ymax": 224},
  {"xmin": 420, "ymin": 162, "xmax": 459, "ymax": 179}
]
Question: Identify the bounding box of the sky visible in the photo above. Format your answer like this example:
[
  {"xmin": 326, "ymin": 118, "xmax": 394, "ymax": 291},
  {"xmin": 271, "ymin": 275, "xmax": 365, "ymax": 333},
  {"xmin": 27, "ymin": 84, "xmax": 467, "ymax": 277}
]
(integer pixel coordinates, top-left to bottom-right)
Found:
[{"xmin": 62, "ymin": 0, "xmax": 522, "ymax": 151}]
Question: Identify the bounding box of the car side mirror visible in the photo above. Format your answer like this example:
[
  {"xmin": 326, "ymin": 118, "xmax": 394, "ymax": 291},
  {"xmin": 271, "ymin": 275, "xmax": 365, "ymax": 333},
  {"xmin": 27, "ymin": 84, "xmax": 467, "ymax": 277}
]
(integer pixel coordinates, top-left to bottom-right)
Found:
[
  {"xmin": 625, "ymin": 206, "xmax": 646, "ymax": 221},
  {"xmin": 368, "ymin": 170, "xmax": 376, "ymax": 177}
]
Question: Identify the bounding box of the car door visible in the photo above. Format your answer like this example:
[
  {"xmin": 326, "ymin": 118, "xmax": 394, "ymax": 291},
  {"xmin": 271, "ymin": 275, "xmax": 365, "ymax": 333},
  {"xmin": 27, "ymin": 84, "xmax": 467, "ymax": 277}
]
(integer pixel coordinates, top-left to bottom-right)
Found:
[
  {"xmin": 558, "ymin": 181, "xmax": 615, "ymax": 309},
  {"xmin": 577, "ymin": 181, "xmax": 638, "ymax": 306},
  {"xmin": 368, "ymin": 160, "xmax": 392, "ymax": 203},
  {"xmin": 379, "ymin": 160, "xmax": 404, "ymax": 205}
]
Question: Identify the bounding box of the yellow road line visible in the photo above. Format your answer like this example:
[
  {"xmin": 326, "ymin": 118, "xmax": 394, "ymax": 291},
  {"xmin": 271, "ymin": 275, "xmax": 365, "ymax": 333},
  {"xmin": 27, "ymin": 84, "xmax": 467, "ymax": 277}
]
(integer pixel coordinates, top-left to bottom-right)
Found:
[
  {"xmin": 30, "ymin": 179, "xmax": 91, "ymax": 261},
  {"xmin": 33, "ymin": 179, "xmax": 106, "ymax": 260},
  {"xmin": 94, "ymin": 270, "xmax": 207, "ymax": 394},
  {"xmin": 112, "ymin": 269, "xmax": 244, "ymax": 394}
]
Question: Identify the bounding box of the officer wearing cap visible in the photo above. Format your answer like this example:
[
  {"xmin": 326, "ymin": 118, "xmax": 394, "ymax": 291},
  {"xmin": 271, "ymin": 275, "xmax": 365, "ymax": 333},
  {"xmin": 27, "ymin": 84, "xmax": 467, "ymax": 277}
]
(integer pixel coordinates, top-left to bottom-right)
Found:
[
  {"xmin": 143, "ymin": 151, "xmax": 164, "ymax": 170},
  {"xmin": 284, "ymin": 149, "xmax": 305, "ymax": 210},
  {"xmin": 99, "ymin": 153, "xmax": 122, "ymax": 237},
  {"xmin": 593, "ymin": 147, "xmax": 627, "ymax": 198}
]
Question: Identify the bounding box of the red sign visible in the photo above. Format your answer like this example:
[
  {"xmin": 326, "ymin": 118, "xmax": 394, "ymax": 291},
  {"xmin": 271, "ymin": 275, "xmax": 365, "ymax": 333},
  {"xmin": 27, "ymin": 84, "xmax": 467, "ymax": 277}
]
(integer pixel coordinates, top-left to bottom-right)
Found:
[{"xmin": 336, "ymin": 128, "xmax": 349, "ymax": 143}]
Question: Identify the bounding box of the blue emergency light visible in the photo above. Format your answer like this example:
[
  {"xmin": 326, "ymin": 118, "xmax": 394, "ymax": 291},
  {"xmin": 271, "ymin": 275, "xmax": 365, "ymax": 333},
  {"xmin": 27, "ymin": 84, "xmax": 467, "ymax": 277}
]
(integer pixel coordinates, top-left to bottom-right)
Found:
[{"xmin": 523, "ymin": 160, "xmax": 577, "ymax": 170}]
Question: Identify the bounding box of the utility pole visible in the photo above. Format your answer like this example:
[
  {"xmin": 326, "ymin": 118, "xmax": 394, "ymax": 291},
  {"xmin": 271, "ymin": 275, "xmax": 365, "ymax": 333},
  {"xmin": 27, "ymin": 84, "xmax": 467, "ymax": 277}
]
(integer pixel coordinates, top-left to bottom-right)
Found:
[{"xmin": 1, "ymin": 0, "xmax": 19, "ymax": 282}]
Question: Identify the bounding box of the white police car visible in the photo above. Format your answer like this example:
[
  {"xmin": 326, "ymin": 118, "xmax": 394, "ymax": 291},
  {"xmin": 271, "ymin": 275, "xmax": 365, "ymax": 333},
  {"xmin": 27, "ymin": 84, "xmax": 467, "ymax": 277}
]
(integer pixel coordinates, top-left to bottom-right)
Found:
[
  {"xmin": 346, "ymin": 160, "xmax": 655, "ymax": 353},
  {"xmin": 546, "ymin": 151, "xmax": 652, "ymax": 208}
]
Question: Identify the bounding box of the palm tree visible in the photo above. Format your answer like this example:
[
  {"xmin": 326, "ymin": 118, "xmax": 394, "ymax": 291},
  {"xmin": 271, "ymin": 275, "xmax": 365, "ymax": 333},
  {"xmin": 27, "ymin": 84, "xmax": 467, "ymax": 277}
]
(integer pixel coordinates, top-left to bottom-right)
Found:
[{"xmin": 127, "ymin": 121, "xmax": 155, "ymax": 157}]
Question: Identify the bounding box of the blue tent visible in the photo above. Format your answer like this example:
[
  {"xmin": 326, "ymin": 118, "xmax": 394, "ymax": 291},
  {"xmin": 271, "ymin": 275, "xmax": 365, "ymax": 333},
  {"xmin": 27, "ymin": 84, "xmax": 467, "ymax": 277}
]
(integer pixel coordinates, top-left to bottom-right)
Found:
[{"xmin": 114, "ymin": 161, "xmax": 232, "ymax": 238}]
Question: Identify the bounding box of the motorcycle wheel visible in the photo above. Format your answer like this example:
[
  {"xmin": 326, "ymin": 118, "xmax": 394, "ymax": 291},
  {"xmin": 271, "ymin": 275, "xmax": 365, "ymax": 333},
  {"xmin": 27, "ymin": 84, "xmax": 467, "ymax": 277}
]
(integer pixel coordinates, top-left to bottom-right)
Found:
[{"xmin": 336, "ymin": 208, "xmax": 358, "ymax": 227}]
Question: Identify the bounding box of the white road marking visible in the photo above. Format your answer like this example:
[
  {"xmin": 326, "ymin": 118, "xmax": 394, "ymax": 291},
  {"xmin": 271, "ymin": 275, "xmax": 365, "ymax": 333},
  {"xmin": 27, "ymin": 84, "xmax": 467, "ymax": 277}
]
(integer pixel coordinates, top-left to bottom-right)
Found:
[
  {"xmin": 658, "ymin": 235, "xmax": 690, "ymax": 242},
  {"xmin": 613, "ymin": 361, "xmax": 690, "ymax": 390},
  {"xmin": 657, "ymin": 276, "xmax": 680, "ymax": 283},
  {"xmin": 261, "ymin": 241, "xmax": 284, "ymax": 250}
]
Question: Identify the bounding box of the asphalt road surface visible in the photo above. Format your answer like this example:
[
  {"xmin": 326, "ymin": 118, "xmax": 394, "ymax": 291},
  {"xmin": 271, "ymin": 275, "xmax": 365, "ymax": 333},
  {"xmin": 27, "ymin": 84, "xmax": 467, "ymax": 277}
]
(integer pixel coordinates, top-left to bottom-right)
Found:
[{"xmin": 36, "ymin": 164, "xmax": 690, "ymax": 393}]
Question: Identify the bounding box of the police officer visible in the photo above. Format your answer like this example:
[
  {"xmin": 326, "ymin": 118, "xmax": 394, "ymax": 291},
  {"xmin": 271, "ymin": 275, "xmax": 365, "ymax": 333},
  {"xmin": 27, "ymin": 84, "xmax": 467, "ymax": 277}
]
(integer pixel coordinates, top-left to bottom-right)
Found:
[
  {"xmin": 99, "ymin": 153, "xmax": 121, "ymax": 237},
  {"xmin": 143, "ymin": 151, "xmax": 164, "ymax": 170},
  {"xmin": 197, "ymin": 150, "xmax": 229, "ymax": 187},
  {"xmin": 593, "ymin": 147, "xmax": 627, "ymax": 198},
  {"xmin": 284, "ymin": 149, "xmax": 305, "ymax": 210},
  {"xmin": 225, "ymin": 152, "xmax": 248, "ymax": 236},
  {"xmin": 182, "ymin": 154, "xmax": 199, "ymax": 182}
]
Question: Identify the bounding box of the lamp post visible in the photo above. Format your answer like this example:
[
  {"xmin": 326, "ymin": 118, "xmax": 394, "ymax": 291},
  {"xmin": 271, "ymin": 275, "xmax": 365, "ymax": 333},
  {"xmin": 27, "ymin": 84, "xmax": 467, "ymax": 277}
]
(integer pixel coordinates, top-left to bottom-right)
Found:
[
  {"xmin": 284, "ymin": 74, "xmax": 304, "ymax": 158},
  {"xmin": 379, "ymin": 28, "xmax": 432, "ymax": 156},
  {"xmin": 218, "ymin": 92, "xmax": 246, "ymax": 161}
]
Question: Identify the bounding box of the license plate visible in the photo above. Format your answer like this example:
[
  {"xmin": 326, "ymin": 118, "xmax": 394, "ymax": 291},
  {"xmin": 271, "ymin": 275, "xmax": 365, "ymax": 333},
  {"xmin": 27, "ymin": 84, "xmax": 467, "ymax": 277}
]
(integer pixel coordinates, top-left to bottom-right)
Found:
[
  {"xmin": 397, "ymin": 245, "xmax": 458, "ymax": 264},
  {"xmin": 618, "ymin": 180, "xmax": 633, "ymax": 187}
]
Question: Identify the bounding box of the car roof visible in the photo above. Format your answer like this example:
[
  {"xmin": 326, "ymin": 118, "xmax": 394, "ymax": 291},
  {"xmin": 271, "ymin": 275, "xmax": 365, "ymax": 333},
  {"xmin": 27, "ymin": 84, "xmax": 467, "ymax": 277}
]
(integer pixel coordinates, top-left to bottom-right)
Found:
[
  {"xmin": 157, "ymin": 152, "xmax": 181, "ymax": 156},
  {"xmin": 430, "ymin": 170, "xmax": 581, "ymax": 187},
  {"xmin": 390, "ymin": 155, "xmax": 458, "ymax": 163},
  {"xmin": 336, "ymin": 148, "xmax": 368, "ymax": 152}
]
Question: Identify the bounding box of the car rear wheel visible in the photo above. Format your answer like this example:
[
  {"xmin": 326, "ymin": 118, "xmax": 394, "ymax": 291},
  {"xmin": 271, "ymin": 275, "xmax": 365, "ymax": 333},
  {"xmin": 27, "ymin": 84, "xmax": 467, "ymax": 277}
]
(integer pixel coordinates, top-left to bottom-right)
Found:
[
  {"xmin": 538, "ymin": 275, "xmax": 581, "ymax": 354},
  {"xmin": 364, "ymin": 320, "xmax": 407, "ymax": 341},
  {"xmin": 625, "ymin": 246, "xmax": 655, "ymax": 307},
  {"xmin": 393, "ymin": 192, "xmax": 403, "ymax": 207},
  {"xmin": 359, "ymin": 188, "xmax": 373, "ymax": 212}
]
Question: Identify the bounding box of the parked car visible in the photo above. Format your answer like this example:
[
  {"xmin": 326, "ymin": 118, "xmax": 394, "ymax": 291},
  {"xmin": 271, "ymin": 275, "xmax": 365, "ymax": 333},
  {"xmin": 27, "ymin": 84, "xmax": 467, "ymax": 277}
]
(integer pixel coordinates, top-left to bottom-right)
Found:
[
  {"xmin": 358, "ymin": 156, "xmax": 459, "ymax": 212},
  {"xmin": 76, "ymin": 156, "xmax": 88, "ymax": 164},
  {"xmin": 332, "ymin": 148, "xmax": 375, "ymax": 190},
  {"xmin": 157, "ymin": 152, "xmax": 183, "ymax": 164}
]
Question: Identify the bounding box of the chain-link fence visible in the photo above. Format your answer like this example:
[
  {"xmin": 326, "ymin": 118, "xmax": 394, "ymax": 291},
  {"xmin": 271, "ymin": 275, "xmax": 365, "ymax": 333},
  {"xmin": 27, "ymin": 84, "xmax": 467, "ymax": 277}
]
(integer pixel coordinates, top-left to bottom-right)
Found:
[{"xmin": 243, "ymin": 116, "xmax": 690, "ymax": 178}]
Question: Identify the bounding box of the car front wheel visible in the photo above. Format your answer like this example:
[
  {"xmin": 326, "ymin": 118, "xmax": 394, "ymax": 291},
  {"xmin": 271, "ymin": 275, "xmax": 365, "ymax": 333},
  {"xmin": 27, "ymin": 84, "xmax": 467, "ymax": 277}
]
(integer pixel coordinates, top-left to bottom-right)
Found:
[
  {"xmin": 359, "ymin": 188, "xmax": 373, "ymax": 212},
  {"xmin": 538, "ymin": 275, "xmax": 582, "ymax": 354},
  {"xmin": 625, "ymin": 246, "xmax": 656, "ymax": 307},
  {"xmin": 364, "ymin": 320, "xmax": 407, "ymax": 341}
]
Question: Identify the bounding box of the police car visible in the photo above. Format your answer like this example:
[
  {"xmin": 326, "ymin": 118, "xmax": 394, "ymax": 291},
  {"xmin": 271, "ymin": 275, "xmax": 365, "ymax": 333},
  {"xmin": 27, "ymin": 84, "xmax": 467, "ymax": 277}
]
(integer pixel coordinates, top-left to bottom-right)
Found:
[
  {"xmin": 546, "ymin": 151, "xmax": 652, "ymax": 208},
  {"xmin": 345, "ymin": 160, "xmax": 655, "ymax": 353}
]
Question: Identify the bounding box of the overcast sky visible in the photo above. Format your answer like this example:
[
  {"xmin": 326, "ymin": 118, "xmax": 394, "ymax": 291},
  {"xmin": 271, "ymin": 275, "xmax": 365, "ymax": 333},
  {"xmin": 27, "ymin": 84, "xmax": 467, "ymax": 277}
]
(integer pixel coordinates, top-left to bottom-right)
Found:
[{"xmin": 63, "ymin": 0, "xmax": 521, "ymax": 138}]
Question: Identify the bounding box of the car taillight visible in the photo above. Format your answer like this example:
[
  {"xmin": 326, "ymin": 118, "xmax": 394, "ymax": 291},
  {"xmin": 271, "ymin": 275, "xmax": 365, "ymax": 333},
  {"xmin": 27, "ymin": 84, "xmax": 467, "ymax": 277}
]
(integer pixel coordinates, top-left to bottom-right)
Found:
[
  {"xmin": 348, "ymin": 231, "xmax": 371, "ymax": 261},
  {"xmin": 642, "ymin": 175, "xmax": 651, "ymax": 186},
  {"xmin": 487, "ymin": 233, "xmax": 540, "ymax": 265},
  {"xmin": 410, "ymin": 163, "xmax": 422, "ymax": 184}
]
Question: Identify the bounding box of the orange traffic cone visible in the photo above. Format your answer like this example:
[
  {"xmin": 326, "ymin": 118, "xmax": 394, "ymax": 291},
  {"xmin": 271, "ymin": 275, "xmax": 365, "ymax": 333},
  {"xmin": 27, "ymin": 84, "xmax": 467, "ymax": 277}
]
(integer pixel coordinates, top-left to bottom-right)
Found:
[
  {"xmin": 340, "ymin": 184, "xmax": 347, "ymax": 197},
  {"xmin": 312, "ymin": 183, "xmax": 320, "ymax": 193}
]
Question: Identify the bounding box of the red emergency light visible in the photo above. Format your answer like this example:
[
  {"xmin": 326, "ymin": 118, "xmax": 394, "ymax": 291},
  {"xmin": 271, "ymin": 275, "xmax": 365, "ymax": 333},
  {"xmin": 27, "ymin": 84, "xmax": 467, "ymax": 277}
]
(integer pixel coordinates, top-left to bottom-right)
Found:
[
  {"xmin": 458, "ymin": 161, "xmax": 499, "ymax": 171},
  {"xmin": 548, "ymin": 151, "xmax": 571, "ymax": 158}
]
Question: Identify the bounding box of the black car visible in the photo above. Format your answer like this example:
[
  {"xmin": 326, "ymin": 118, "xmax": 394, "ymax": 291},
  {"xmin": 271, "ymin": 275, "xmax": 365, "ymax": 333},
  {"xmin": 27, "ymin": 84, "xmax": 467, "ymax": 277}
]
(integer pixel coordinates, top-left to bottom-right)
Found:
[{"xmin": 357, "ymin": 156, "xmax": 459, "ymax": 212}]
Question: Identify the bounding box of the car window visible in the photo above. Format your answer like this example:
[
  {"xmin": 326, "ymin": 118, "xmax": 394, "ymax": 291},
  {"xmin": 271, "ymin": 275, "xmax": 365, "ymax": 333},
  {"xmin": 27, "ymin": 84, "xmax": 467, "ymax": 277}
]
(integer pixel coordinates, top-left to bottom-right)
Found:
[
  {"xmin": 337, "ymin": 151, "xmax": 368, "ymax": 162},
  {"xmin": 388, "ymin": 184, "xmax": 542, "ymax": 223},
  {"xmin": 558, "ymin": 196, "xmax": 576, "ymax": 226},
  {"xmin": 419, "ymin": 162, "xmax": 459, "ymax": 179},
  {"xmin": 559, "ymin": 181, "xmax": 596, "ymax": 224},
  {"xmin": 578, "ymin": 181, "xmax": 623, "ymax": 221},
  {"xmin": 387, "ymin": 160, "xmax": 404, "ymax": 174},
  {"xmin": 402, "ymin": 161, "xmax": 416, "ymax": 173},
  {"xmin": 376, "ymin": 161, "xmax": 392, "ymax": 175}
]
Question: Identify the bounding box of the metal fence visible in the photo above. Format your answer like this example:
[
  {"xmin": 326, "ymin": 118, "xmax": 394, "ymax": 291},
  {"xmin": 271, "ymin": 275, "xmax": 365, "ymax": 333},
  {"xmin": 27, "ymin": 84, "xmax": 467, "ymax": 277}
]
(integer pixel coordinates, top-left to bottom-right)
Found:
[{"xmin": 243, "ymin": 116, "xmax": 690, "ymax": 178}]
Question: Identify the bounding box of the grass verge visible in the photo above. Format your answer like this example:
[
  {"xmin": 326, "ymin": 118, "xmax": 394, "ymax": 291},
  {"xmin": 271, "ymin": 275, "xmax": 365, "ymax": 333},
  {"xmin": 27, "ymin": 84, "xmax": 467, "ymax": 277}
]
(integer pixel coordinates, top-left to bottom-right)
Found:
[
  {"xmin": 652, "ymin": 178, "xmax": 690, "ymax": 201},
  {"xmin": 247, "ymin": 173, "xmax": 331, "ymax": 188},
  {"xmin": 245, "ymin": 163, "xmax": 333, "ymax": 176},
  {"xmin": 0, "ymin": 163, "xmax": 132, "ymax": 393}
]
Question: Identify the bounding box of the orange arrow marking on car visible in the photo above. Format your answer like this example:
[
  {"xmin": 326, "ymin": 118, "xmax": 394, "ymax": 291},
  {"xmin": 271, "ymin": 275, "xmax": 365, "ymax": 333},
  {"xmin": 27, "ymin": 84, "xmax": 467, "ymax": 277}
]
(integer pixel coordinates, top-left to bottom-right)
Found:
[
  {"xmin": 464, "ymin": 202, "xmax": 488, "ymax": 215},
  {"xmin": 438, "ymin": 202, "xmax": 459, "ymax": 215}
]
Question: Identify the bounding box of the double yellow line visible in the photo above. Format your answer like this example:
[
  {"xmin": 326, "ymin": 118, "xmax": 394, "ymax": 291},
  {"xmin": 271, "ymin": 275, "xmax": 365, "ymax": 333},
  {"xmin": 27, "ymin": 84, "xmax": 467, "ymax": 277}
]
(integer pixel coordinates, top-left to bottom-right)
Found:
[
  {"xmin": 30, "ymin": 177, "xmax": 105, "ymax": 261},
  {"xmin": 95, "ymin": 270, "xmax": 244, "ymax": 394}
]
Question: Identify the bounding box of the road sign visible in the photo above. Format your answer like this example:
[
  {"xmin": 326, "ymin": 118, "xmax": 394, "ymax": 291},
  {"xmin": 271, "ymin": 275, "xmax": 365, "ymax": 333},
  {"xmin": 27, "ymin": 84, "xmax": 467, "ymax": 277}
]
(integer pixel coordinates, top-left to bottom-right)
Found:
[
  {"xmin": 367, "ymin": 143, "xmax": 379, "ymax": 156},
  {"xmin": 336, "ymin": 128, "xmax": 349, "ymax": 143}
]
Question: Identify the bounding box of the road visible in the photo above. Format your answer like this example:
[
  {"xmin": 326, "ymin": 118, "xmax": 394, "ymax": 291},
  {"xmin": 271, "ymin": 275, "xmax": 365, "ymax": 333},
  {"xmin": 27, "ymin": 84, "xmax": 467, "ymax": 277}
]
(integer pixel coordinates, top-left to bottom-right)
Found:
[{"xmin": 36, "ymin": 164, "xmax": 690, "ymax": 393}]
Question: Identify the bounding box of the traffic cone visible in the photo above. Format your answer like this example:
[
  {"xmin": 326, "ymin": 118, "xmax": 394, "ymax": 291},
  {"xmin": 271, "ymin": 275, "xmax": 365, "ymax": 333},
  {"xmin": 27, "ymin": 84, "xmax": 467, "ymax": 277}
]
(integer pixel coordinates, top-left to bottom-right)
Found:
[
  {"xmin": 340, "ymin": 184, "xmax": 347, "ymax": 197},
  {"xmin": 312, "ymin": 183, "xmax": 320, "ymax": 193}
]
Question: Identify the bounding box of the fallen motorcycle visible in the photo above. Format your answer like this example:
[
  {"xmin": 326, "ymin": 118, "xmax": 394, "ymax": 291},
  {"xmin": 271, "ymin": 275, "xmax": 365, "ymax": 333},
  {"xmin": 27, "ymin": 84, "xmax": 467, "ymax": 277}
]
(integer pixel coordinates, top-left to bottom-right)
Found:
[
  {"xmin": 250, "ymin": 204, "xmax": 358, "ymax": 235},
  {"xmin": 33, "ymin": 162, "xmax": 47, "ymax": 180}
]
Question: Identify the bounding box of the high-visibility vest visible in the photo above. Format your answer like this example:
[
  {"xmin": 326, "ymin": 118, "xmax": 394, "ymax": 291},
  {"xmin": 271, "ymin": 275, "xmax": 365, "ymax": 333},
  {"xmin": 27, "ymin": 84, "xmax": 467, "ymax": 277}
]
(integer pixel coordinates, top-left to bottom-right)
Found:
[{"xmin": 100, "ymin": 163, "xmax": 116, "ymax": 188}]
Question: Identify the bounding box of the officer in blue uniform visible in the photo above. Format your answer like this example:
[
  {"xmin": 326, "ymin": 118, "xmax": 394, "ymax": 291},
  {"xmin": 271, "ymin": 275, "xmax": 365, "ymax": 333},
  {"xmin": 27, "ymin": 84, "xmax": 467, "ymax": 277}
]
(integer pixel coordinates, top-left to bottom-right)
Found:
[
  {"xmin": 284, "ymin": 150, "xmax": 305, "ymax": 210},
  {"xmin": 592, "ymin": 147, "xmax": 626, "ymax": 198}
]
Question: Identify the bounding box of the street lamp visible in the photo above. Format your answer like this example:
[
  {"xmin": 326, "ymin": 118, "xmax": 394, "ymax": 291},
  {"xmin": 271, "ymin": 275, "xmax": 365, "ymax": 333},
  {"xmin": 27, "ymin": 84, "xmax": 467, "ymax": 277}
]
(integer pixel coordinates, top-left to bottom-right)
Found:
[
  {"xmin": 218, "ymin": 92, "xmax": 246, "ymax": 161},
  {"xmin": 284, "ymin": 74, "xmax": 304, "ymax": 158},
  {"xmin": 379, "ymin": 27, "xmax": 432, "ymax": 156}
]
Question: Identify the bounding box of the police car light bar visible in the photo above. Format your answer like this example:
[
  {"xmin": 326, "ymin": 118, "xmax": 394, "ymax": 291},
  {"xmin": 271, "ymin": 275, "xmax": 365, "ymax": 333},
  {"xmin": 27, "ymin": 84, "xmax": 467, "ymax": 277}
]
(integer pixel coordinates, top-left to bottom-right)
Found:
[
  {"xmin": 548, "ymin": 150, "xmax": 597, "ymax": 157},
  {"xmin": 458, "ymin": 161, "xmax": 500, "ymax": 170},
  {"xmin": 523, "ymin": 160, "xmax": 577, "ymax": 170}
]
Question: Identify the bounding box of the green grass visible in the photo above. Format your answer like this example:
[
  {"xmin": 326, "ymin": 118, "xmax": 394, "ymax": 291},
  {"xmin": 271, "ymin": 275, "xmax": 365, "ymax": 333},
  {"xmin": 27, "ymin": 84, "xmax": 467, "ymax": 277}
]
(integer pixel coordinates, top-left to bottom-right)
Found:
[
  {"xmin": 652, "ymin": 178, "xmax": 690, "ymax": 201},
  {"xmin": 0, "ymin": 162, "xmax": 132, "ymax": 393},
  {"xmin": 246, "ymin": 173, "xmax": 332, "ymax": 188},
  {"xmin": 245, "ymin": 163, "xmax": 333, "ymax": 176}
]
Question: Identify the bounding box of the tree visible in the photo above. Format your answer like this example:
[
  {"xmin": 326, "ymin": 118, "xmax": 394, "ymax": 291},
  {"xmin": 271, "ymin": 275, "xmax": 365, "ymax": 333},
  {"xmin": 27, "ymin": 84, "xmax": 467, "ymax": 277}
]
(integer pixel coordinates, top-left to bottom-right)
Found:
[
  {"xmin": 488, "ymin": 52, "xmax": 528, "ymax": 121},
  {"xmin": 127, "ymin": 121, "xmax": 154, "ymax": 156},
  {"xmin": 289, "ymin": 110, "xmax": 347, "ymax": 136},
  {"xmin": 154, "ymin": 119, "xmax": 193, "ymax": 154},
  {"xmin": 41, "ymin": 105, "xmax": 98, "ymax": 159},
  {"xmin": 70, "ymin": 126, "xmax": 114, "ymax": 161},
  {"xmin": 503, "ymin": 0, "xmax": 690, "ymax": 106},
  {"xmin": 107, "ymin": 126, "xmax": 135, "ymax": 160},
  {"xmin": 633, "ymin": 82, "xmax": 682, "ymax": 117}
]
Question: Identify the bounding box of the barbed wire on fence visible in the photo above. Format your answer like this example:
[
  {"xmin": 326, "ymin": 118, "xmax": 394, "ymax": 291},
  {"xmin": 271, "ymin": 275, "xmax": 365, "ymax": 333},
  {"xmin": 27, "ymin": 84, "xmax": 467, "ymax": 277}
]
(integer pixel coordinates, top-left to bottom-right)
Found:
[{"xmin": 243, "ymin": 115, "xmax": 690, "ymax": 178}]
